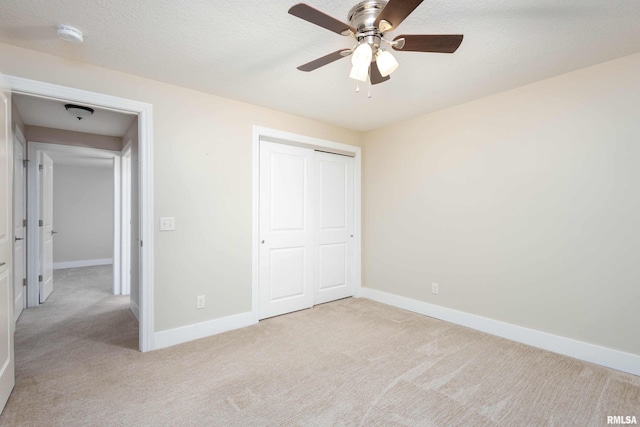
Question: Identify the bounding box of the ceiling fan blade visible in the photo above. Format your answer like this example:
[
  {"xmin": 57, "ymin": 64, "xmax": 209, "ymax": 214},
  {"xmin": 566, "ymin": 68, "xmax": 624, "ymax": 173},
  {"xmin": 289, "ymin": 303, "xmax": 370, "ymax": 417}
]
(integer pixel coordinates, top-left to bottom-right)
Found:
[
  {"xmin": 370, "ymin": 62, "xmax": 391, "ymax": 85},
  {"xmin": 374, "ymin": 0, "xmax": 424, "ymax": 31},
  {"xmin": 289, "ymin": 3, "xmax": 356, "ymax": 36},
  {"xmin": 392, "ymin": 34, "xmax": 464, "ymax": 53},
  {"xmin": 297, "ymin": 49, "xmax": 351, "ymax": 72}
]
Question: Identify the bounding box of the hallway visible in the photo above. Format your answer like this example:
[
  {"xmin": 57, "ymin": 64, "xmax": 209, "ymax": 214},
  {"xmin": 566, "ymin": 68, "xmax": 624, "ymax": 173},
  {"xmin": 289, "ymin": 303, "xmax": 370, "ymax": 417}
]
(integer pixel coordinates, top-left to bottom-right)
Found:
[{"xmin": 2, "ymin": 266, "xmax": 138, "ymax": 424}]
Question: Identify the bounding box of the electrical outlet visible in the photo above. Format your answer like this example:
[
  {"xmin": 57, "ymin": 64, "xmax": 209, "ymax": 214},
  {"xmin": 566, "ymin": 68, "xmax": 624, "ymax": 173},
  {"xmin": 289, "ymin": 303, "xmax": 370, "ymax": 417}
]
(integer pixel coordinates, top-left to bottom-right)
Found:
[
  {"xmin": 196, "ymin": 295, "xmax": 205, "ymax": 309},
  {"xmin": 432, "ymin": 283, "xmax": 439, "ymax": 295}
]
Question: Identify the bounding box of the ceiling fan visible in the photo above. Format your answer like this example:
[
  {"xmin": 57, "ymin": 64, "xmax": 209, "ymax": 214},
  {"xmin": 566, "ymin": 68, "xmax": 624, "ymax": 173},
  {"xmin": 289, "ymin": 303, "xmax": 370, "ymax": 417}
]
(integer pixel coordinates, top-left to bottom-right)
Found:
[{"xmin": 289, "ymin": 0, "xmax": 463, "ymax": 92}]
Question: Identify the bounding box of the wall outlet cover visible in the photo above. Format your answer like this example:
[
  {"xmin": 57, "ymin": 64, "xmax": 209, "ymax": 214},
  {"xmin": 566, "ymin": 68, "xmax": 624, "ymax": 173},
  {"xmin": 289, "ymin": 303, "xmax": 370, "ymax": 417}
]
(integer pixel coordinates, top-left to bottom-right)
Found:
[{"xmin": 196, "ymin": 295, "xmax": 205, "ymax": 309}]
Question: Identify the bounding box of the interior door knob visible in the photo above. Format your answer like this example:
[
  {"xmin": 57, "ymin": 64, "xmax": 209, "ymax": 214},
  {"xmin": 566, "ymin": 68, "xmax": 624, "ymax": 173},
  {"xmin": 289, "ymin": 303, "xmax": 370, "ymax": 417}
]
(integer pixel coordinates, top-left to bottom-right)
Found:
[{"xmin": 52, "ymin": 230, "xmax": 58, "ymax": 235}]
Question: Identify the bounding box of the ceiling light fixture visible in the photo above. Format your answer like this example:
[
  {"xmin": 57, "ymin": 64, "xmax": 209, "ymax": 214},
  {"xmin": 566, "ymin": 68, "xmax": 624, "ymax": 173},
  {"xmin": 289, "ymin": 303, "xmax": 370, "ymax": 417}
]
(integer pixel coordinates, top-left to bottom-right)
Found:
[
  {"xmin": 349, "ymin": 42, "xmax": 372, "ymax": 82},
  {"xmin": 376, "ymin": 49, "xmax": 399, "ymax": 77},
  {"xmin": 289, "ymin": 1, "xmax": 464, "ymax": 97},
  {"xmin": 65, "ymin": 104, "xmax": 94, "ymax": 121},
  {"xmin": 57, "ymin": 24, "xmax": 83, "ymax": 43}
]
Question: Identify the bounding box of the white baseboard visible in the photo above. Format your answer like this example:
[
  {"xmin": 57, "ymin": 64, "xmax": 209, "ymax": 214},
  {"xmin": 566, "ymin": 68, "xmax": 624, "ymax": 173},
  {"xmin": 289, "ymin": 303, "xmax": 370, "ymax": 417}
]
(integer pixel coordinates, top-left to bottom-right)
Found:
[
  {"xmin": 153, "ymin": 311, "xmax": 256, "ymax": 351},
  {"xmin": 361, "ymin": 288, "xmax": 640, "ymax": 377},
  {"xmin": 130, "ymin": 299, "xmax": 140, "ymax": 321},
  {"xmin": 53, "ymin": 258, "xmax": 113, "ymax": 270}
]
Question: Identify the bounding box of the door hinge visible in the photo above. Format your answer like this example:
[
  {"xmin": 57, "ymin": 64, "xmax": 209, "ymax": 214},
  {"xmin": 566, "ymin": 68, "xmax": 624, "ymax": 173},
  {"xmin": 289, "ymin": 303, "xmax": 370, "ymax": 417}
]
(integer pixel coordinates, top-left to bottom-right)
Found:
[
  {"xmin": 39, "ymin": 164, "xmax": 43, "ymax": 171},
  {"xmin": 23, "ymin": 159, "xmax": 29, "ymax": 167},
  {"xmin": 23, "ymin": 219, "xmax": 27, "ymax": 227},
  {"xmin": 39, "ymin": 220, "xmax": 43, "ymax": 227},
  {"xmin": 38, "ymin": 275, "xmax": 43, "ymax": 282},
  {"xmin": 23, "ymin": 278, "xmax": 27, "ymax": 287}
]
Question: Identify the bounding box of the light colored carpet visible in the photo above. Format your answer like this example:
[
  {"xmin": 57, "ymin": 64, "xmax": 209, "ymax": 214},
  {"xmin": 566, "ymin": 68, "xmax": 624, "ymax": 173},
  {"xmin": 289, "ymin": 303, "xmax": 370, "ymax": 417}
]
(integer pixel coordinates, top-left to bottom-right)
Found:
[{"xmin": 1, "ymin": 266, "xmax": 639, "ymax": 426}]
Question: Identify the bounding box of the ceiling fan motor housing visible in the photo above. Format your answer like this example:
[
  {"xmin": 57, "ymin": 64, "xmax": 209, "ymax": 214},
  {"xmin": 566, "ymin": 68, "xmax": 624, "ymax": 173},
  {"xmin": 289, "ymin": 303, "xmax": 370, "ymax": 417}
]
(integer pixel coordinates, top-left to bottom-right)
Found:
[{"xmin": 348, "ymin": 0, "xmax": 387, "ymax": 46}]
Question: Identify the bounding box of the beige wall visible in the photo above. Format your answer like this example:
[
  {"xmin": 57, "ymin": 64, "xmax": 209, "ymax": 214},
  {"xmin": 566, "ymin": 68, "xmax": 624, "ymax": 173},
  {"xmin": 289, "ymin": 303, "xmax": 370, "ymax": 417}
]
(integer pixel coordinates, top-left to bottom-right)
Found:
[
  {"xmin": 363, "ymin": 53, "xmax": 640, "ymax": 356},
  {"xmin": 25, "ymin": 125, "xmax": 122, "ymax": 151},
  {"xmin": 53, "ymin": 162, "xmax": 114, "ymax": 263},
  {"xmin": 0, "ymin": 42, "xmax": 361, "ymax": 333},
  {"xmin": 6, "ymin": 40, "xmax": 635, "ymax": 357}
]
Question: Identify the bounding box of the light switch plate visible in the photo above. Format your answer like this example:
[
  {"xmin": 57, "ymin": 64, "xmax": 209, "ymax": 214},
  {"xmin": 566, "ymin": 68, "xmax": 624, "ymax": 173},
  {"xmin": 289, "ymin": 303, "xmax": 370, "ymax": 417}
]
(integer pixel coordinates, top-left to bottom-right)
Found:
[{"xmin": 160, "ymin": 217, "xmax": 175, "ymax": 231}]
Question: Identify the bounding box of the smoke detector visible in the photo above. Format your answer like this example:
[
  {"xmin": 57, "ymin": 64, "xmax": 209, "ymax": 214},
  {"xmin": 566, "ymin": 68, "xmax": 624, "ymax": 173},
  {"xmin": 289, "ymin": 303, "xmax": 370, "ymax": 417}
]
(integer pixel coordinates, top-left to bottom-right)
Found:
[{"xmin": 57, "ymin": 25, "xmax": 83, "ymax": 43}]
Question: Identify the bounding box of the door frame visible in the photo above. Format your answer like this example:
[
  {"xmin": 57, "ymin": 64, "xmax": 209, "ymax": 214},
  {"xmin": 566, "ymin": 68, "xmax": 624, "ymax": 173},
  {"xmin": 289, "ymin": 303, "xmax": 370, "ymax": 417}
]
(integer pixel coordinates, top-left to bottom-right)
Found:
[
  {"xmin": 12, "ymin": 125, "xmax": 27, "ymax": 321},
  {"xmin": 251, "ymin": 126, "xmax": 362, "ymax": 322},
  {"xmin": 26, "ymin": 142, "xmax": 122, "ymax": 301},
  {"xmin": 120, "ymin": 142, "xmax": 132, "ymax": 296},
  {"xmin": 6, "ymin": 75, "xmax": 155, "ymax": 352}
]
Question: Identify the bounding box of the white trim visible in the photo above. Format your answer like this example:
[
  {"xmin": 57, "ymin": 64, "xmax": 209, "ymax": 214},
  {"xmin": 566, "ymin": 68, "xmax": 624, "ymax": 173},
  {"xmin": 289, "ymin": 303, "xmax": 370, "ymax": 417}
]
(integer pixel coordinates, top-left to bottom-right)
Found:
[
  {"xmin": 138, "ymin": 98, "xmax": 154, "ymax": 352},
  {"xmin": 361, "ymin": 288, "xmax": 640, "ymax": 376},
  {"xmin": 153, "ymin": 312, "xmax": 256, "ymax": 350},
  {"xmin": 112, "ymin": 156, "xmax": 121, "ymax": 295},
  {"xmin": 7, "ymin": 75, "xmax": 154, "ymax": 352},
  {"xmin": 53, "ymin": 258, "xmax": 113, "ymax": 270},
  {"xmin": 26, "ymin": 145, "xmax": 39, "ymax": 307},
  {"xmin": 120, "ymin": 144, "xmax": 132, "ymax": 296},
  {"xmin": 27, "ymin": 141, "xmax": 121, "ymax": 297},
  {"xmin": 27, "ymin": 141, "xmax": 120, "ymax": 158},
  {"xmin": 251, "ymin": 129, "xmax": 260, "ymax": 323},
  {"xmin": 13, "ymin": 124, "xmax": 27, "ymax": 318},
  {"xmin": 251, "ymin": 126, "xmax": 362, "ymax": 322}
]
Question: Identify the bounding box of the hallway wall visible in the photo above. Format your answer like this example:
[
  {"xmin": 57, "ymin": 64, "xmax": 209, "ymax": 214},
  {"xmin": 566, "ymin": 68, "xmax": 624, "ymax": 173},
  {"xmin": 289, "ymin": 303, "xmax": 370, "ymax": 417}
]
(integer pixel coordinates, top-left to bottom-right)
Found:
[{"xmin": 53, "ymin": 161, "xmax": 114, "ymax": 268}]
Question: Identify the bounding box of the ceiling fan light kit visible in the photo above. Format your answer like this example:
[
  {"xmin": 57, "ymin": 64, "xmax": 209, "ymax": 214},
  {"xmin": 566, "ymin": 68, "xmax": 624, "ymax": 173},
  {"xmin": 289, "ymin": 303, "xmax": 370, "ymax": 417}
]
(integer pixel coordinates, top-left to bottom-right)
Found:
[
  {"xmin": 350, "ymin": 42, "xmax": 373, "ymax": 82},
  {"xmin": 289, "ymin": 0, "xmax": 463, "ymax": 96},
  {"xmin": 376, "ymin": 49, "xmax": 399, "ymax": 77}
]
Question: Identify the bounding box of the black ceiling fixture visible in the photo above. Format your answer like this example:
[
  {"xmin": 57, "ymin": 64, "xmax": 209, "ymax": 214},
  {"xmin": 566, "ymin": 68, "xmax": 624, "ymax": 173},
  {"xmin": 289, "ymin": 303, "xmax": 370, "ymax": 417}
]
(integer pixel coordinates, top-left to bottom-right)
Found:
[{"xmin": 64, "ymin": 104, "xmax": 94, "ymax": 120}]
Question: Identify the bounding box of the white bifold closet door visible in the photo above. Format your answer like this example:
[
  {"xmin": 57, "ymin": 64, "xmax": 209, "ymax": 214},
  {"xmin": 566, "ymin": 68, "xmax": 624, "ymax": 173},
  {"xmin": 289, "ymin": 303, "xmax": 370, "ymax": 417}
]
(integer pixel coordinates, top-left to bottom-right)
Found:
[{"xmin": 259, "ymin": 141, "xmax": 354, "ymax": 320}]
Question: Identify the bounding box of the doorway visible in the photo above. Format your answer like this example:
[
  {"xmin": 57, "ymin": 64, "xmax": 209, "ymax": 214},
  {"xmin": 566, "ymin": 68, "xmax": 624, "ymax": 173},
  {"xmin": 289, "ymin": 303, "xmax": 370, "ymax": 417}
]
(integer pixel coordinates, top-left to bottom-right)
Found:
[
  {"xmin": 252, "ymin": 127, "xmax": 362, "ymax": 321},
  {"xmin": 25, "ymin": 141, "xmax": 123, "ymax": 303},
  {"xmin": 5, "ymin": 75, "xmax": 154, "ymax": 352}
]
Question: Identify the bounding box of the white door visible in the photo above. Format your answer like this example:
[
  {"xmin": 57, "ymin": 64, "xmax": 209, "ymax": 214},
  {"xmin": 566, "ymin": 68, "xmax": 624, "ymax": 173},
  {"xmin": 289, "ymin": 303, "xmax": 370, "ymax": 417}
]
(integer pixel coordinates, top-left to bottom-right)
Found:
[
  {"xmin": 0, "ymin": 75, "xmax": 16, "ymax": 412},
  {"xmin": 39, "ymin": 152, "xmax": 54, "ymax": 303},
  {"xmin": 314, "ymin": 152, "xmax": 354, "ymax": 304},
  {"xmin": 12, "ymin": 134, "xmax": 26, "ymax": 320},
  {"xmin": 259, "ymin": 141, "xmax": 314, "ymax": 319}
]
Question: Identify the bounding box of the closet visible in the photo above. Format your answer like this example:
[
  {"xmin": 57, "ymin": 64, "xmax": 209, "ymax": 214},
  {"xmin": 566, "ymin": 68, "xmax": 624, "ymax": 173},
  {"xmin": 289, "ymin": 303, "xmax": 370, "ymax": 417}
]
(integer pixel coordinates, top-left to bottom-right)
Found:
[{"xmin": 259, "ymin": 140, "xmax": 354, "ymax": 319}]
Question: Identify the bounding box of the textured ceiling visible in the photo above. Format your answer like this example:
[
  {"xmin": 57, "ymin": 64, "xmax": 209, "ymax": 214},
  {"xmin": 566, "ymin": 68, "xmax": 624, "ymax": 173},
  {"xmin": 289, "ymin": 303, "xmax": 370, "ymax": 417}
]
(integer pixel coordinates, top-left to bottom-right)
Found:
[{"xmin": 1, "ymin": 0, "xmax": 639, "ymax": 131}]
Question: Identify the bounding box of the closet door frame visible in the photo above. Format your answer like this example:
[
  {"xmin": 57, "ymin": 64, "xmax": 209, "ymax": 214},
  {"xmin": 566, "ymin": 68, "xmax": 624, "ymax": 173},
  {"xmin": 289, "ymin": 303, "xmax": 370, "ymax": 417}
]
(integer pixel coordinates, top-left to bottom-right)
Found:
[{"xmin": 251, "ymin": 127, "xmax": 361, "ymax": 322}]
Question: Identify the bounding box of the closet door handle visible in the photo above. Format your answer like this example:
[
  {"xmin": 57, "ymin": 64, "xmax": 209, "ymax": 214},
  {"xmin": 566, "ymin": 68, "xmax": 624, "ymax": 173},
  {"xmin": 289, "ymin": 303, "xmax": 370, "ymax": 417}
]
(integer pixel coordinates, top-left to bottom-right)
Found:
[{"xmin": 15, "ymin": 237, "xmax": 24, "ymax": 241}]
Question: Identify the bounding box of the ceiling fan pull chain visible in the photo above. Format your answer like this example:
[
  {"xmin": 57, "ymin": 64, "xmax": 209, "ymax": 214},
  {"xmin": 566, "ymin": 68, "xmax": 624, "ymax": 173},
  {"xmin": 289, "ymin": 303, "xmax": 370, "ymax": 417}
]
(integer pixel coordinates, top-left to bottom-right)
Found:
[
  {"xmin": 368, "ymin": 72, "xmax": 372, "ymax": 98},
  {"xmin": 355, "ymin": 80, "xmax": 360, "ymax": 93}
]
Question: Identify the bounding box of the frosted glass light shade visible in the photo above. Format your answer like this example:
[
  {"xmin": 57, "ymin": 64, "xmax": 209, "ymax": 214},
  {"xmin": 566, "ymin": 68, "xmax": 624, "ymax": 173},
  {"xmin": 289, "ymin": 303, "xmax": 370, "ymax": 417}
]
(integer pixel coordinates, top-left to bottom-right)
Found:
[
  {"xmin": 349, "ymin": 64, "xmax": 369, "ymax": 82},
  {"xmin": 376, "ymin": 50, "xmax": 399, "ymax": 77},
  {"xmin": 351, "ymin": 43, "xmax": 373, "ymax": 67}
]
